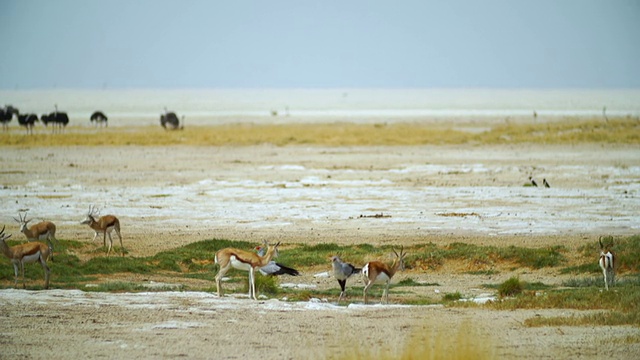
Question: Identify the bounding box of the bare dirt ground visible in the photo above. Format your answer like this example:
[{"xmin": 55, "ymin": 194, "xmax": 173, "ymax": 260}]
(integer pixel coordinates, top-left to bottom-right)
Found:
[{"xmin": 1, "ymin": 142, "xmax": 639, "ymax": 359}]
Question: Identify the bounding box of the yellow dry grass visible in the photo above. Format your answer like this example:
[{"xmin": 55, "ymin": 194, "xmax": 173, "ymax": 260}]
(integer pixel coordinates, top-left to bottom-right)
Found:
[{"xmin": 1, "ymin": 118, "xmax": 638, "ymax": 146}]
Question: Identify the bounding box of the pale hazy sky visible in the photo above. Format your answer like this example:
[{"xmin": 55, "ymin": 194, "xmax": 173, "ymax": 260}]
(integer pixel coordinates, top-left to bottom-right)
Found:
[{"xmin": 1, "ymin": 0, "xmax": 638, "ymax": 89}]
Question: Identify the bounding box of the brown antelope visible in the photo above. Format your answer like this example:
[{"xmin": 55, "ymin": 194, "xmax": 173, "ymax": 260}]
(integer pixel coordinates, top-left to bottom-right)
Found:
[
  {"xmin": 599, "ymin": 236, "xmax": 615, "ymax": 290},
  {"xmin": 80, "ymin": 205, "xmax": 124, "ymax": 257},
  {"xmin": 14, "ymin": 212, "xmax": 58, "ymax": 261},
  {"xmin": 362, "ymin": 247, "xmax": 406, "ymax": 304},
  {"xmin": 214, "ymin": 241, "xmax": 281, "ymax": 300},
  {"xmin": 0, "ymin": 225, "xmax": 51, "ymax": 289}
]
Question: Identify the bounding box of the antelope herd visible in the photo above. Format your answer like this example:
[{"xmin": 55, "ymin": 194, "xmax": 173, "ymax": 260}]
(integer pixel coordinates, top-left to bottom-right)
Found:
[{"xmin": 0, "ymin": 206, "xmax": 621, "ymax": 300}]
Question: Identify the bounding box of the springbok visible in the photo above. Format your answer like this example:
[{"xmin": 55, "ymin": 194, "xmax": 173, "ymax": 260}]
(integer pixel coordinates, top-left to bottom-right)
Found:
[
  {"xmin": 599, "ymin": 236, "xmax": 615, "ymax": 290},
  {"xmin": 14, "ymin": 211, "xmax": 58, "ymax": 261},
  {"xmin": 331, "ymin": 256, "xmax": 361, "ymax": 301},
  {"xmin": 362, "ymin": 247, "xmax": 406, "ymax": 304},
  {"xmin": 80, "ymin": 205, "xmax": 124, "ymax": 256},
  {"xmin": 0, "ymin": 225, "xmax": 51, "ymax": 289},
  {"xmin": 214, "ymin": 241, "xmax": 281, "ymax": 300}
]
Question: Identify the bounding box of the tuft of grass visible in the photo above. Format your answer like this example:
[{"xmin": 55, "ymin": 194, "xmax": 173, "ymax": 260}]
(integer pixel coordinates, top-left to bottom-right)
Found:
[
  {"xmin": 443, "ymin": 292, "xmax": 463, "ymax": 302},
  {"xmin": 498, "ymin": 277, "xmax": 524, "ymax": 297},
  {"xmin": 525, "ymin": 311, "xmax": 640, "ymax": 327}
]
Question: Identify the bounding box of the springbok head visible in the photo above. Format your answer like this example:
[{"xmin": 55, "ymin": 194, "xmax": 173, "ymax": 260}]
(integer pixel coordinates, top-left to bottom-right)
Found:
[
  {"xmin": 393, "ymin": 246, "xmax": 407, "ymax": 271},
  {"xmin": 80, "ymin": 205, "xmax": 100, "ymax": 225},
  {"xmin": 0, "ymin": 225, "xmax": 12, "ymax": 241},
  {"xmin": 599, "ymin": 236, "xmax": 614, "ymax": 255},
  {"xmin": 13, "ymin": 211, "xmax": 31, "ymax": 232}
]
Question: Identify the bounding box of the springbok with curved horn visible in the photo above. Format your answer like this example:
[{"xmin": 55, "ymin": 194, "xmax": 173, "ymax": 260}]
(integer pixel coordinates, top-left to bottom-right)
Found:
[
  {"xmin": 80, "ymin": 205, "xmax": 124, "ymax": 257},
  {"xmin": 214, "ymin": 241, "xmax": 281, "ymax": 300},
  {"xmin": 362, "ymin": 247, "xmax": 406, "ymax": 304},
  {"xmin": 14, "ymin": 211, "xmax": 57, "ymax": 261},
  {"xmin": 599, "ymin": 236, "xmax": 615, "ymax": 290},
  {"xmin": 0, "ymin": 225, "xmax": 51, "ymax": 289}
]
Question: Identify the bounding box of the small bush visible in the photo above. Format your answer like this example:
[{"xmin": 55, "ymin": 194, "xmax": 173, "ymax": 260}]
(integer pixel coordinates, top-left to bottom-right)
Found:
[
  {"xmin": 498, "ymin": 277, "xmax": 523, "ymax": 297},
  {"xmin": 443, "ymin": 292, "xmax": 463, "ymax": 301}
]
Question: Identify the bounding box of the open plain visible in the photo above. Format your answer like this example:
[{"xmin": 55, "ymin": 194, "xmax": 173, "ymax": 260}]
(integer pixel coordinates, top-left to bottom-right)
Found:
[{"xmin": 1, "ymin": 120, "xmax": 639, "ymax": 359}]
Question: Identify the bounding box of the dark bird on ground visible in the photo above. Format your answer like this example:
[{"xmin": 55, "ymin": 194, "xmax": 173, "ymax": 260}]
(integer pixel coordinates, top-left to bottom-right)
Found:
[
  {"xmin": 90, "ymin": 111, "xmax": 108, "ymax": 127},
  {"xmin": 331, "ymin": 255, "xmax": 361, "ymax": 301},
  {"xmin": 543, "ymin": 178, "xmax": 550, "ymax": 188},
  {"xmin": 41, "ymin": 109, "xmax": 69, "ymax": 133},
  {"xmin": 1, "ymin": 105, "xmax": 19, "ymax": 131},
  {"xmin": 160, "ymin": 109, "xmax": 184, "ymax": 130},
  {"xmin": 17, "ymin": 114, "xmax": 39, "ymax": 134},
  {"xmin": 255, "ymin": 246, "xmax": 300, "ymax": 276},
  {"xmin": 529, "ymin": 176, "xmax": 538, "ymax": 187}
]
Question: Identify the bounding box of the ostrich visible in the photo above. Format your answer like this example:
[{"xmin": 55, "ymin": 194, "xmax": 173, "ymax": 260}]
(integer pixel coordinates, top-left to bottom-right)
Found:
[
  {"xmin": 90, "ymin": 111, "xmax": 108, "ymax": 127},
  {"xmin": 160, "ymin": 108, "xmax": 184, "ymax": 130},
  {"xmin": 0, "ymin": 105, "xmax": 19, "ymax": 131},
  {"xmin": 17, "ymin": 114, "xmax": 39, "ymax": 134},
  {"xmin": 41, "ymin": 107, "xmax": 69, "ymax": 133}
]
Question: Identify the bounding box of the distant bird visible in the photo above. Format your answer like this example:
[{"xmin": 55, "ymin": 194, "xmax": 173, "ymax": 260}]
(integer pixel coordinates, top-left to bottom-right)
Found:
[
  {"xmin": 255, "ymin": 246, "xmax": 300, "ymax": 276},
  {"xmin": 529, "ymin": 176, "xmax": 538, "ymax": 187},
  {"xmin": 17, "ymin": 114, "xmax": 39, "ymax": 134},
  {"xmin": 160, "ymin": 108, "xmax": 184, "ymax": 130},
  {"xmin": 41, "ymin": 109, "xmax": 69, "ymax": 133},
  {"xmin": 0, "ymin": 105, "xmax": 19, "ymax": 131},
  {"xmin": 331, "ymin": 256, "xmax": 361, "ymax": 301},
  {"xmin": 543, "ymin": 178, "xmax": 550, "ymax": 188},
  {"xmin": 90, "ymin": 111, "xmax": 108, "ymax": 127}
]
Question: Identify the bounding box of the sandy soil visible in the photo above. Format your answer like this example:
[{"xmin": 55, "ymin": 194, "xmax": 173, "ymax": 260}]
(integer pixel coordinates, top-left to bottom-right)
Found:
[{"xmin": 1, "ymin": 143, "xmax": 639, "ymax": 359}]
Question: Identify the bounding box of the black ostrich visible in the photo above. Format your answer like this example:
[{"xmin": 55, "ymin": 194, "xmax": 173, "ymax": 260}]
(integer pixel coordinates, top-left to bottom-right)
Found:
[
  {"xmin": 90, "ymin": 111, "xmax": 108, "ymax": 127},
  {"xmin": 41, "ymin": 106, "xmax": 69, "ymax": 133},
  {"xmin": 17, "ymin": 114, "xmax": 39, "ymax": 135},
  {"xmin": 0, "ymin": 105, "xmax": 19, "ymax": 131},
  {"xmin": 160, "ymin": 108, "xmax": 184, "ymax": 130}
]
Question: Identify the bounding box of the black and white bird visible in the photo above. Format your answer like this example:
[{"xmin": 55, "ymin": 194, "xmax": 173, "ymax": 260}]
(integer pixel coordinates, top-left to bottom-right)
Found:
[
  {"xmin": 90, "ymin": 111, "xmax": 108, "ymax": 127},
  {"xmin": 543, "ymin": 178, "xmax": 550, "ymax": 188},
  {"xmin": 331, "ymin": 256, "xmax": 361, "ymax": 301},
  {"xmin": 528, "ymin": 176, "xmax": 538, "ymax": 187},
  {"xmin": 255, "ymin": 246, "xmax": 300, "ymax": 276}
]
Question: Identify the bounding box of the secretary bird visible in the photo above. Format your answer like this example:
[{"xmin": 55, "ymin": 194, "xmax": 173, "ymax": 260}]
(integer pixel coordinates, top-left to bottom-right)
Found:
[
  {"xmin": 331, "ymin": 256, "xmax": 361, "ymax": 301},
  {"xmin": 255, "ymin": 246, "xmax": 300, "ymax": 276}
]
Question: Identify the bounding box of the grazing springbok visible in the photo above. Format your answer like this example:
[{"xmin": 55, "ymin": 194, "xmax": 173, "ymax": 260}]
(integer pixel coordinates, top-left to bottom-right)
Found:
[
  {"xmin": 528, "ymin": 176, "xmax": 538, "ymax": 187},
  {"xmin": 255, "ymin": 245, "xmax": 300, "ymax": 276},
  {"xmin": 14, "ymin": 212, "xmax": 58, "ymax": 261},
  {"xmin": 215, "ymin": 241, "xmax": 281, "ymax": 300},
  {"xmin": 80, "ymin": 205, "xmax": 124, "ymax": 257},
  {"xmin": 362, "ymin": 247, "xmax": 406, "ymax": 304},
  {"xmin": 542, "ymin": 178, "xmax": 551, "ymax": 188},
  {"xmin": 599, "ymin": 236, "xmax": 615, "ymax": 290},
  {"xmin": 0, "ymin": 225, "xmax": 51, "ymax": 289},
  {"xmin": 331, "ymin": 255, "xmax": 361, "ymax": 301}
]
